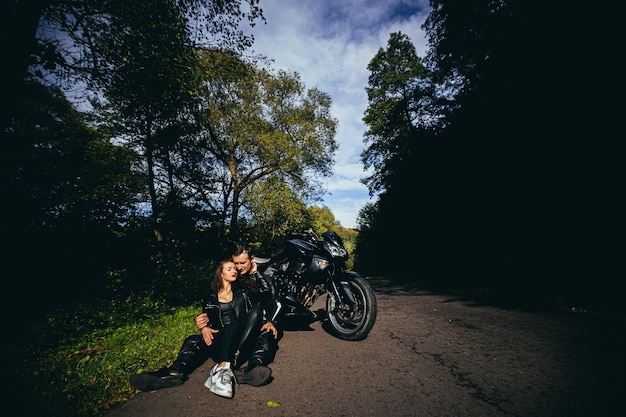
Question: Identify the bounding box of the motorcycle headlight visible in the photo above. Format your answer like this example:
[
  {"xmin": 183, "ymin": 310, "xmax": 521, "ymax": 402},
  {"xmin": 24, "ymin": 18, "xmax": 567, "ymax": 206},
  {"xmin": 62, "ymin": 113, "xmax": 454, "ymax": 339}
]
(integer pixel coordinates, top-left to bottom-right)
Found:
[
  {"xmin": 325, "ymin": 242, "xmax": 347, "ymax": 258},
  {"xmin": 315, "ymin": 258, "xmax": 331, "ymax": 270}
]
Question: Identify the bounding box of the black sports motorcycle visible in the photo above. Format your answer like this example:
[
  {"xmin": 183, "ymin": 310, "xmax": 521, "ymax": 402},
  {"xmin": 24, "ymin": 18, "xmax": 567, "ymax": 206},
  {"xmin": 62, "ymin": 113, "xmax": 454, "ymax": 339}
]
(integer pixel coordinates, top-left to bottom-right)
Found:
[{"xmin": 256, "ymin": 229, "xmax": 377, "ymax": 341}]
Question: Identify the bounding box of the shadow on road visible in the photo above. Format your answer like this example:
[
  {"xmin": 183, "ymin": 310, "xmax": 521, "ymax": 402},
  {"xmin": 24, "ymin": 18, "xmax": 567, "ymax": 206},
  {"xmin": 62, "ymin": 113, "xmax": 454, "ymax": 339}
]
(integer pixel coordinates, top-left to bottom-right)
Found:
[{"xmin": 367, "ymin": 278, "xmax": 625, "ymax": 321}]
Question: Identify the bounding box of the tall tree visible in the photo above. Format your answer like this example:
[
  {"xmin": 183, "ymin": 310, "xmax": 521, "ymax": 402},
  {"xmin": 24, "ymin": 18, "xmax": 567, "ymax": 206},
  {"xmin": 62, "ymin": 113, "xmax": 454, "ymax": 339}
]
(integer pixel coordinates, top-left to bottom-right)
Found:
[
  {"xmin": 357, "ymin": 32, "xmax": 451, "ymax": 278},
  {"xmin": 361, "ymin": 31, "xmax": 440, "ymax": 195},
  {"xmin": 2, "ymin": 80, "xmax": 143, "ymax": 308},
  {"xmin": 174, "ymin": 50, "xmax": 338, "ymax": 240},
  {"xmin": 309, "ymin": 205, "xmax": 341, "ymax": 235},
  {"xmin": 3, "ymin": 0, "xmax": 267, "ymax": 252},
  {"xmin": 243, "ymin": 176, "xmax": 314, "ymax": 252},
  {"xmin": 4, "ymin": 80, "xmax": 142, "ymax": 233},
  {"xmin": 87, "ymin": 2, "xmax": 201, "ymax": 229}
]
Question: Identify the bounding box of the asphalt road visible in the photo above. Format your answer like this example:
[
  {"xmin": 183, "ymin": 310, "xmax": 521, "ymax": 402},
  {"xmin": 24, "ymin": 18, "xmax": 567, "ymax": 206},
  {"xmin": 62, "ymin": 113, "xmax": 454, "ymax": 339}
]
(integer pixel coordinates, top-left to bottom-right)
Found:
[{"xmin": 105, "ymin": 281, "xmax": 625, "ymax": 417}]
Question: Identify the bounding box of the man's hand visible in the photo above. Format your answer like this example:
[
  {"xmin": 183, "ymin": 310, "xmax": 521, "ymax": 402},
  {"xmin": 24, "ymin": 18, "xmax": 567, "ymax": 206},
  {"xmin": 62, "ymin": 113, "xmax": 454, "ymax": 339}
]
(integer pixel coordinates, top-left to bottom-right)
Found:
[
  {"xmin": 260, "ymin": 321, "xmax": 278, "ymax": 339},
  {"xmin": 201, "ymin": 326, "xmax": 219, "ymax": 346},
  {"xmin": 195, "ymin": 313, "xmax": 209, "ymax": 330}
]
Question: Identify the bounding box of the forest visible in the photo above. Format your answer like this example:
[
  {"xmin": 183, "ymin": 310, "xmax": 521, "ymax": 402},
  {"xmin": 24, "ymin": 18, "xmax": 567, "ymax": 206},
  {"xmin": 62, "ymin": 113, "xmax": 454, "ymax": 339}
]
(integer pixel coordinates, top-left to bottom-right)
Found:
[
  {"xmin": 354, "ymin": 1, "xmax": 623, "ymax": 311},
  {"xmin": 2, "ymin": 1, "xmax": 622, "ymax": 321}
]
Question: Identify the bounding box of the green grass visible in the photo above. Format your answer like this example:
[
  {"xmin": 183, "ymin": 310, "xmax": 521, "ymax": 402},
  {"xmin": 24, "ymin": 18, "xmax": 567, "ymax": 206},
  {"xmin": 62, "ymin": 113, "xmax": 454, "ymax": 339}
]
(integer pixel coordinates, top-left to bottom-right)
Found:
[{"xmin": 6, "ymin": 298, "xmax": 201, "ymax": 417}]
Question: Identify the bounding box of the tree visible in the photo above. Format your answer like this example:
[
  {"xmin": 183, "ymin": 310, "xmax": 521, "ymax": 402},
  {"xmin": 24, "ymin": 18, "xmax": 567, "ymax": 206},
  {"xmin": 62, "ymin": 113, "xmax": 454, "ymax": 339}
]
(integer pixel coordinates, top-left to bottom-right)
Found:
[
  {"xmin": 175, "ymin": 50, "xmax": 338, "ymax": 240},
  {"xmin": 309, "ymin": 205, "xmax": 341, "ymax": 235},
  {"xmin": 242, "ymin": 177, "xmax": 314, "ymax": 252},
  {"xmin": 357, "ymin": 32, "xmax": 448, "ymax": 278},
  {"xmin": 3, "ymin": 0, "xmax": 267, "ymax": 254},
  {"xmin": 4, "ymin": 80, "xmax": 142, "ymax": 229},
  {"xmin": 2, "ymin": 80, "xmax": 144, "ymax": 309},
  {"xmin": 361, "ymin": 32, "xmax": 441, "ymax": 195},
  {"xmin": 86, "ymin": 2, "xmax": 201, "ymax": 230},
  {"xmin": 354, "ymin": 202, "xmax": 384, "ymax": 275}
]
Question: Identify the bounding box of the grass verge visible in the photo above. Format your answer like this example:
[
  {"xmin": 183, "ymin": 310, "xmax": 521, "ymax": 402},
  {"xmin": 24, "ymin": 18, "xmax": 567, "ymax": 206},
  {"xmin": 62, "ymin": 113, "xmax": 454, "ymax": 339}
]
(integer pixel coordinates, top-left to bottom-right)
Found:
[{"xmin": 5, "ymin": 298, "xmax": 199, "ymax": 417}]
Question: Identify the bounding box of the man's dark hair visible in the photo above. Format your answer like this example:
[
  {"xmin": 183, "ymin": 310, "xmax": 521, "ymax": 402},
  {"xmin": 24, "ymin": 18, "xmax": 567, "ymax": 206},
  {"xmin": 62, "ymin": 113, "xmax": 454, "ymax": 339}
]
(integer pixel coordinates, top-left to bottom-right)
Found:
[{"xmin": 232, "ymin": 243, "xmax": 254, "ymax": 258}]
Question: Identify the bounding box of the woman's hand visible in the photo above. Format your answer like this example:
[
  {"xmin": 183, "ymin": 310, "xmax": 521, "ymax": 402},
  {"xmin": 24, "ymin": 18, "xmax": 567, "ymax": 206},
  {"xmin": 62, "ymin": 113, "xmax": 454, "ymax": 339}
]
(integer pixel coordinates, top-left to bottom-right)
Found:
[
  {"xmin": 201, "ymin": 326, "xmax": 219, "ymax": 346},
  {"xmin": 260, "ymin": 321, "xmax": 278, "ymax": 339},
  {"xmin": 195, "ymin": 313, "xmax": 209, "ymax": 330}
]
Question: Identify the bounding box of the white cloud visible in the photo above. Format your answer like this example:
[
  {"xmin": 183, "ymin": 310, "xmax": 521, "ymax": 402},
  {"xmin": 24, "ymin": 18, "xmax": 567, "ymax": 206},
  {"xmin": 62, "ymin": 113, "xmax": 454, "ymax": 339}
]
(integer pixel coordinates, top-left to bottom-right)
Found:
[{"xmin": 246, "ymin": 0, "xmax": 430, "ymax": 228}]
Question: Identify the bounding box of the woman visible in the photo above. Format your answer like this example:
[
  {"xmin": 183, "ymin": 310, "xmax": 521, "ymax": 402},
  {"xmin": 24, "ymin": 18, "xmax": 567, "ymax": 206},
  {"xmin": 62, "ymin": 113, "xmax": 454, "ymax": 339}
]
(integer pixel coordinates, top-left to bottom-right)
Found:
[
  {"xmin": 200, "ymin": 258, "xmax": 254, "ymax": 398},
  {"xmin": 129, "ymin": 258, "xmax": 262, "ymax": 399}
]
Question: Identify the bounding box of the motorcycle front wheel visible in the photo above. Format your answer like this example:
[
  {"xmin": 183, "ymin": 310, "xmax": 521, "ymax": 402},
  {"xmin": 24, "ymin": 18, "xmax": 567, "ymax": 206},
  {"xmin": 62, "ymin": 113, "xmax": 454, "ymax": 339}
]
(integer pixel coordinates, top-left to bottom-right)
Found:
[{"xmin": 324, "ymin": 276, "xmax": 377, "ymax": 341}]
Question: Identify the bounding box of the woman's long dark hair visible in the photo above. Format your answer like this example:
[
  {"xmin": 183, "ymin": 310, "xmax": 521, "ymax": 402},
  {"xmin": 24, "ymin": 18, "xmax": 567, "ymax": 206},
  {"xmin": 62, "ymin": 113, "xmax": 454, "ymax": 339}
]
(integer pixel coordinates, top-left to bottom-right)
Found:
[
  {"xmin": 210, "ymin": 258, "xmax": 253, "ymax": 294},
  {"xmin": 210, "ymin": 258, "xmax": 234, "ymax": 294}
]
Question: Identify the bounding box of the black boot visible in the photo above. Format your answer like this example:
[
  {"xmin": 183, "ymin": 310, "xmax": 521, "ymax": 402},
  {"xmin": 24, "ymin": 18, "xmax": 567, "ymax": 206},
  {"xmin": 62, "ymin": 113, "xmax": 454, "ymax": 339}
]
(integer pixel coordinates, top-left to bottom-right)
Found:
[
  {"xmin": 129, "ymin": 367, "xmax": 185, "ymax": 391},
  {"xmin": 233, "ymin": 361, "xmax": 272, "ymax": 386},
  {"xmin": 232, "ymin": 330, "xmax": 277, "ymax": 386}
]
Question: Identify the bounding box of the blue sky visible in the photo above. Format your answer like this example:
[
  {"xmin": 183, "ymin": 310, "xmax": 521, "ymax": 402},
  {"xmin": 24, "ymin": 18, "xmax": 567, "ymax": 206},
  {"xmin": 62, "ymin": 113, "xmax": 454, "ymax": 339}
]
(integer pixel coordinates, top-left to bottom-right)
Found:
[{"xmin": 244, "ymin": 0, "xmax": 431, "ymax": 228}]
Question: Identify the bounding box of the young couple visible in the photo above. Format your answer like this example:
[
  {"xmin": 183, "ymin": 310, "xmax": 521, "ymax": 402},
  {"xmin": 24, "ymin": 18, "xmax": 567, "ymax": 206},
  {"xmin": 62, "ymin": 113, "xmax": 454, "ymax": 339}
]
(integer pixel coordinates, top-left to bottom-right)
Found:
[{"xmin": 129, "ymin": 245, "xmax": 282, "ymax": 399}]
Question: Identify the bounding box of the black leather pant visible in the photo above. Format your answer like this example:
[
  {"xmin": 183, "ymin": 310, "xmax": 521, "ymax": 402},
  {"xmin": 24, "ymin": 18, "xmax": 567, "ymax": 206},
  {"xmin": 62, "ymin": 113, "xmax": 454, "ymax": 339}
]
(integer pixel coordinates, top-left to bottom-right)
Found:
[
  {"xmin": 169, "ymin": 306, "xmax": 279, "ymax": 376},
  {"xmin": 170, "ymin": 319, "xmax": 240, "ymax": 375},
  {"xmin": 246, "ymin": 329, "xmax": 278, "ymax": 368},
  {"xmin": 237, "ymin": 304, "xmax": 280, "ymax": 368}
]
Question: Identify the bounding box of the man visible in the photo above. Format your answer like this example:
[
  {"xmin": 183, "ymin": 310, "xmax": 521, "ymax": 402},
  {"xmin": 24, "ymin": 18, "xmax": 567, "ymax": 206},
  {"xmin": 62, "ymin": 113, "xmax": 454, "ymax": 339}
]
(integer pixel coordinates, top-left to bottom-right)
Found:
[{"xmin": 195, "ymin": 243, "xmax": 282, "ymax": 386}]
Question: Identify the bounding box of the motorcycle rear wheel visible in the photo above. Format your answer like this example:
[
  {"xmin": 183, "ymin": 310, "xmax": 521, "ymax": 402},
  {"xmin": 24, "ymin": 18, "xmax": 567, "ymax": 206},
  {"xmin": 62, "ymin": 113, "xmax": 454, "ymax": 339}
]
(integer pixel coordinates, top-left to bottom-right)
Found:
[{"xmin": 324, "ymin": 276, "xmax": 377, "ymax": 341}]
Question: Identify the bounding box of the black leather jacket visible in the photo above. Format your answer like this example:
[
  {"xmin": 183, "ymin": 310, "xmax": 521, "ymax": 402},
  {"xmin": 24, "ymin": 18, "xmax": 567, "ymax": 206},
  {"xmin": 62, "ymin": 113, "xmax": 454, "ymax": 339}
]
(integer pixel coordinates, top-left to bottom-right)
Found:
[
  {"xmin": 201, "ymin": 287, "xmax": 252, "ymax": 329},
  {"xmin": 201, "ymin": 267, "xmax": 282, "ymax": 329},
  {"xmin": 246, "ymin": 269, "xmax": 282, "ymax": 326}
]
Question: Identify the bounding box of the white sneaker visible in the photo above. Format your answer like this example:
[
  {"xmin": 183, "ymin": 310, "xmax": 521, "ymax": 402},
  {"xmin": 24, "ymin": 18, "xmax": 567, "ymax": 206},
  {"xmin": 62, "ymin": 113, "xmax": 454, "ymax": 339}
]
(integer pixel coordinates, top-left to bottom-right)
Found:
[{"xmin": 204, "ymin": 364, "xmax": 234, "ymax": 398}]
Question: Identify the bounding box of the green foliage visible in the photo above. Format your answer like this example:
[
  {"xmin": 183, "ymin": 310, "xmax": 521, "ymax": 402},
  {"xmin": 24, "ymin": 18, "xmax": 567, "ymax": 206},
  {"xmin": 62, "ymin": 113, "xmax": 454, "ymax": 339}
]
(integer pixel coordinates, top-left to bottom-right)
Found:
[
  {"xmin": 6, "ymin": 295, "xmax": 200, "ymax": 417},
  {"xmin": 309, "ymin": 205, "xmax": 341, "ymax": 235},
  {"xmin": 361, "ymin": 31, "xmax": 439, "ymax": 196},
  {"xmin": 242, "ymin": 177, "xmax": 314, "ymax": 251},
  {"xmin": 3, "ymin": 80, "xmax": 147, "ymax": 312},
  {"xmin": 3, "ymin": 80, "xmax": 144, "ymax": 230},
  {"xmin": 308, "ymin": 205, "xmax": 357, "ymax": 271},
  {"xmin": 92, "ymin": 2, "xmax": 197, "ymax": 118},
  {"xmin": 189, "ymin": 50, "xmax": 338, "ymax": 239},
  {"xmin": 83, "ymin": 2, "xmax": 204, "ymax": 224},
  {"xmin": 7, "ymin": 0, "xmax": 267, "ymax": 235},
  {"xmin": 35, "ymin": 1, "xmax": 265, "ymax": 86}
]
